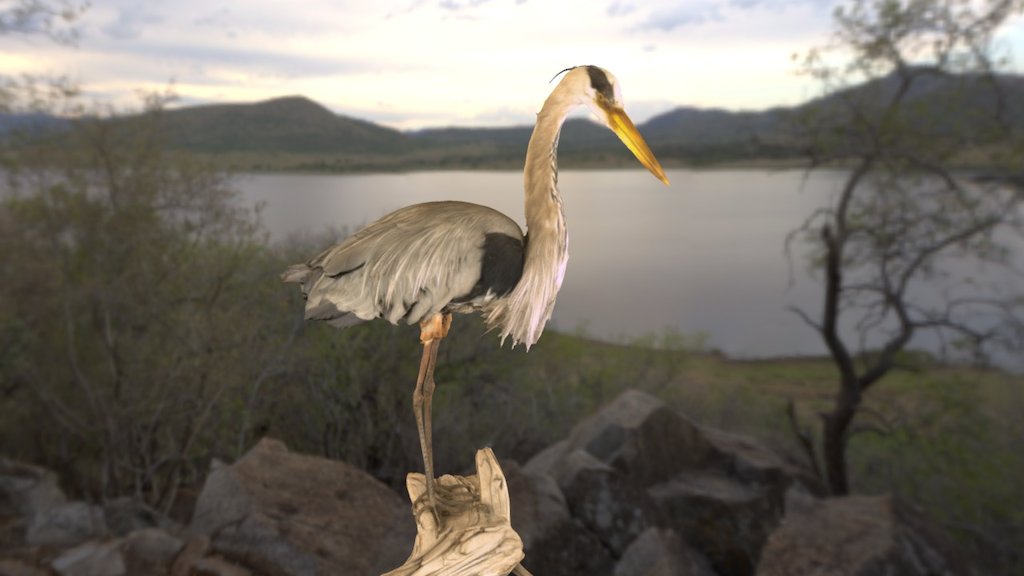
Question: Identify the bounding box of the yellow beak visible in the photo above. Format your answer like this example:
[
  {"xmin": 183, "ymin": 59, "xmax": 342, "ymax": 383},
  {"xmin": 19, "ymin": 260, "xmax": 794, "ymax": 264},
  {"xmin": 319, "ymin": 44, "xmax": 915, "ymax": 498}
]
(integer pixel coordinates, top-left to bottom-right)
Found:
[{"xmin": 606, "ymin": 106, "xmax": 669, "ymax": 185}]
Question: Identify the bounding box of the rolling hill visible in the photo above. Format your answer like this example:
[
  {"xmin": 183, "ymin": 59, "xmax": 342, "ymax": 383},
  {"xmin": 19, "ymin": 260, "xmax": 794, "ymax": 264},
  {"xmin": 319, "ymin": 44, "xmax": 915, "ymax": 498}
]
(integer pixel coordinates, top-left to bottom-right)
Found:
[
  {"xmin": 3, "ymin": 70, "xmax": 1022, "ymax": 171},
  {"xmin": 157, "ymin": 96, "xmax": 409, "ymax": 155}
]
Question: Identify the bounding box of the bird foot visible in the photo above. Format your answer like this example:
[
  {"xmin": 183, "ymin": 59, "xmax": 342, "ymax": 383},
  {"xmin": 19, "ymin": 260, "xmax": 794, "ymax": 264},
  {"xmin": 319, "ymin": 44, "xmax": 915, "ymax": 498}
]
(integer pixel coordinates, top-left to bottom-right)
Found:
[
  {"xmin": 412, "ymin": 489, "xmax": 444, "ymax": 535},
  {"xmin": 385, "ymin": 448, "xmax": 524, "ymax": 576},
  {"xmin": 419, "ymin": 312, "xmax": 452, "ymax": 344}
]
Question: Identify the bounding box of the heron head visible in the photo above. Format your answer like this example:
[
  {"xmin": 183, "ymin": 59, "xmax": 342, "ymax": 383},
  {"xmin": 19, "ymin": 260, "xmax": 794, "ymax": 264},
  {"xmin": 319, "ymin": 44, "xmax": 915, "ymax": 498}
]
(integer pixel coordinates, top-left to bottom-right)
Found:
[{"xmin": 556, "ymin": 65, "xmax": 669, "ymax": 185}]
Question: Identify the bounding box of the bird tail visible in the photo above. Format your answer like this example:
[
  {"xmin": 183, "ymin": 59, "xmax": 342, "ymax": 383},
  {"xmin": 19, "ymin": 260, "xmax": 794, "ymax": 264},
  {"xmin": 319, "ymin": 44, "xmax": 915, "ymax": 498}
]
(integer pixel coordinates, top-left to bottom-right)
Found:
[
  {"xmin": 281, "ymin": 264, "xmax": 324, "ymax": 300},
  {"xmin": 282, "ymin": 263, "xmax": 364, "ymax": 329},
  {"xmin": 281, "ymin": 264, "xmax": 312, "ymax": 284}
]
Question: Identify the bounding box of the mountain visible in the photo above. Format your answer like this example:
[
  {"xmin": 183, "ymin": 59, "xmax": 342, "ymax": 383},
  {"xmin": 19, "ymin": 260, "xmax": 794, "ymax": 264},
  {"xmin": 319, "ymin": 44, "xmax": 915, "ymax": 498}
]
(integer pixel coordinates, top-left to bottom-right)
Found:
[
  {"xmin": 5, "ymin": 71, "xmax": 1023, "ymax": 170},
  {"xmin": 641, "ymin": 107, "xmax": 789, "ymax": 146},
  {"xmin": 156, "ymin": 96, "xmax": 409, "ymax": 155},
  {"xmin": 796, "ymin": 69, "xmax": 1024, "ymax": 141},
  {"xmin": 638, "ymin": 70, "xmax": 1024, "ymax": 163},
  {"xmin": 408, "ymin": 118, "xmax": 623, "ymax": 160},
  {"xmin": 638, "ymin": 106, "xmax": 797, "ymax": 163},
  {"xmin": 410, "ymin": 118, "xmax": 617, "ymax": 149},
  {"xmin": 0, "ymin": 112, "xmax": 69, "ymax": 135}
]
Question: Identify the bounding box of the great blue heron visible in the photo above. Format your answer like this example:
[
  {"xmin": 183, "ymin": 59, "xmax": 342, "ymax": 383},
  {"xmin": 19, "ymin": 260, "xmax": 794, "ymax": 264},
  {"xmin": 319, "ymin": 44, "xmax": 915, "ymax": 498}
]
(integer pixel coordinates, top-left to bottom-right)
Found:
[{"xmin": 282, "ymin": 65, "xmax": 668, "ymax": 515}]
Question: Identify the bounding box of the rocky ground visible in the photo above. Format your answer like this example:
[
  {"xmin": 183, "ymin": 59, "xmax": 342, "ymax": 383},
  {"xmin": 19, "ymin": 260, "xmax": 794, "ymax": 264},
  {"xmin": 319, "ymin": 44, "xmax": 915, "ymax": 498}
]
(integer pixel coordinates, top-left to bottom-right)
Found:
[{"xmin": 0, "ymin": 389, "xmax": 975, "ymax": 576}]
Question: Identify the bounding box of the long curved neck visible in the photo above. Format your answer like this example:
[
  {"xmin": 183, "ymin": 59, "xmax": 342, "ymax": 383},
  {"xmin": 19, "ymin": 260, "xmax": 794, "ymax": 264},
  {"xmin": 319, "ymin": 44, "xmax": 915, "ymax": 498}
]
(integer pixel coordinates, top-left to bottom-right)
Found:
[
  {"xmin": 484, "ymin": 86, "xmax": 576, "ymax": 349},
  {"xmin": 523, "ymin": 90, "xmax": 574, "ymax": 240}
]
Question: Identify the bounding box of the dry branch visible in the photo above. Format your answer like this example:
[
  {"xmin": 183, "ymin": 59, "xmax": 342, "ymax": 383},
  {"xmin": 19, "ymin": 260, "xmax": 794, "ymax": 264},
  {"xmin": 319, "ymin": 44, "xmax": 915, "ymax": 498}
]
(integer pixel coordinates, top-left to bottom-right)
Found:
[{"xmin": 384, "ymin": 448, "xmax": 526, "ymax": 576}]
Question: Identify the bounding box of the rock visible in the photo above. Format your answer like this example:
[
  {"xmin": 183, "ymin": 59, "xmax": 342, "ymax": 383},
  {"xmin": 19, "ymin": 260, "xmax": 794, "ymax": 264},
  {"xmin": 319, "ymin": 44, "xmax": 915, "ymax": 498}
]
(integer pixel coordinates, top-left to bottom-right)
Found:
[
  {"xmin": 524, "ymin": 389, "xmax": 815, "ymax": 574},
  {"xmin": 25, "ymin": 502, "xmax": 107, "ymax": 547},
  {"xmin": 169, "ymin": 535, "xmax": 210, "ymax": 576},
  {"xmin": 190, "ymin": 437, "xmax": 414, "ymax": 576},
  {"xmin": 505, "ymin": 461, "xmax": 570, "ymax": 550},
  {"xmin": 102, "ymin": 497, "xmax": 176, "ymax": 536},
  {"xmin": 121, "ymin": 527, "xmax": 184, "ymax": 573},
  {"xmin": 756, "ymin": 492, "xmax": 975, "ymax": 576},
  {"xmin": 526, "ymin": 390, "xmax": 719, "ymax": 487},
  {"xmin": 614, "ymin": 528, "xmax": 715, "ymax": 576},
  {"xmin": 51, "ymin": 540, "xmax": 126, "ymax": 576},
  {"xmin": 649, "ymin": 471, "xmax": 782, "ymax": 576},
  {"xmin": 526, "ymin": 390, "xmax": 812, "ymax": 496},
  {"xmin": 0, "ymin": 559, "xmax": 48, "ymax": 576},
  {"xmin": 555, "ymin": 450, "xmax": 654, "ymax": 556},
  {"xmin": 0, "ymin": 458, "xmax": 67, "ymax": 519},
  {"xmin": 701, "ymin": 427, "xmax": 816, "ymax": 492},
  {"xmin": 192, "ymin": 557, "xmax": 252, "ymax": 576},
  {"xmin": 505, "ymin": 461, "xmax": 614, "ymax": 576},
  {"xmin": 522, "ymin": 439, "xmax": 569, "ymax": 478},
  {"xmin": 0, "ymin": 513, "xmax": 26, "ymax": 552}
]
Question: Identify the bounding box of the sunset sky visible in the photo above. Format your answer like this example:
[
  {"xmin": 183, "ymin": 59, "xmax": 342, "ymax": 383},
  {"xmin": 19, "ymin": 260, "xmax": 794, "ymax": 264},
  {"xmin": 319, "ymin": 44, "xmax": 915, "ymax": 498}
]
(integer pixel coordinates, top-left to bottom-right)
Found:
[{"xmin": 4, "ymin": 0, "xmax": 1024, "ymax": 129}]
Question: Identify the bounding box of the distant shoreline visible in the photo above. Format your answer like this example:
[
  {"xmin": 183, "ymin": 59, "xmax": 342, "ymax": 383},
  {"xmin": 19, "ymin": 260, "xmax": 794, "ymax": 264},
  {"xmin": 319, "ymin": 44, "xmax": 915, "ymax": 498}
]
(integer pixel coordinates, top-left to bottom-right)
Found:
[{"xmin": 208, "ymin": 154, "xmax": 816, "ymax": 175}]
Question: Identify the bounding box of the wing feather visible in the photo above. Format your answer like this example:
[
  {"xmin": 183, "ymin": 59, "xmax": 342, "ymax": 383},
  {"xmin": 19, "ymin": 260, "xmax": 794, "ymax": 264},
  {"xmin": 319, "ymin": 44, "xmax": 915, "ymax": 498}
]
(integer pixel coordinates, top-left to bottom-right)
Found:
[{"xmin": 288, "ymin": 201, "xmax": 522, "ymax": 327}]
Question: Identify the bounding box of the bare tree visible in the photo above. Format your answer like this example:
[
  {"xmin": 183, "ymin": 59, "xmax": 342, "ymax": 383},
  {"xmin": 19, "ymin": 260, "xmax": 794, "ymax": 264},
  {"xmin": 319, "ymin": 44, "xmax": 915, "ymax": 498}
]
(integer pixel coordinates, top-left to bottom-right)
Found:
[{"xmin": 789, "ymin": 0, "xmax": 1024, "ymax": 496}]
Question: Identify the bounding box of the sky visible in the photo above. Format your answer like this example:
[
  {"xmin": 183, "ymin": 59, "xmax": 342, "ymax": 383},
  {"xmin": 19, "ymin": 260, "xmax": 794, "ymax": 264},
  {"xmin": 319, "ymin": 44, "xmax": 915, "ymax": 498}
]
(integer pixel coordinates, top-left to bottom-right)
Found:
[{"xmin": 3, "ymin": 0, "xmax": 1024, "ymax": 130}]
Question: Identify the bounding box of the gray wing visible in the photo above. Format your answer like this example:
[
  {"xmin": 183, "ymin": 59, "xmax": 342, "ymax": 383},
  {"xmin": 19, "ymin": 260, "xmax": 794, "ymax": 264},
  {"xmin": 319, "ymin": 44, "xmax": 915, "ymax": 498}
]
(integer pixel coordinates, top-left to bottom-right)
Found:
[{"xmin": 283, "ymin": 200, "xmax": 524, "ymax": 328}]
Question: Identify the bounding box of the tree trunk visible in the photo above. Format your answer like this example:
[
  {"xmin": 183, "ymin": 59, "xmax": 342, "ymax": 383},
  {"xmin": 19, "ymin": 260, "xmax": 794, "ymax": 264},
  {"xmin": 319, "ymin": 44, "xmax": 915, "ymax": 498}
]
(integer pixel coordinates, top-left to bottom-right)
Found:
[{"xmin": 822, "ymin": 382, "xmax": 859, "ymax": 496}]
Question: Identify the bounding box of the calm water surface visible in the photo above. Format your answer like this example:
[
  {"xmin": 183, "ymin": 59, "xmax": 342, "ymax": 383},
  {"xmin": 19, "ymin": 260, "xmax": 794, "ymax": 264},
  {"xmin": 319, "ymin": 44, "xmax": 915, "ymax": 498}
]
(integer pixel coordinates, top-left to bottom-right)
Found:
[{"xmin": 239, "ymin": 169, "xmax": 1021, "ymax": 366}]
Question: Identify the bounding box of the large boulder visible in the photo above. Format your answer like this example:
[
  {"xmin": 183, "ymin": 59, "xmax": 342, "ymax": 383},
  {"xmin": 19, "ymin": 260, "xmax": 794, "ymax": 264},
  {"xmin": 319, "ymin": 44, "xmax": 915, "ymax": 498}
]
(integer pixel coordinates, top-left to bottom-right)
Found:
[
  {"xmin": 190, "ymin": 437, "xmax": 414, "ymax": 576},
  {"xmin": 614, "ymin": 528, "xmax": 716, "ymax": 576},
  {"xmin": 25, "ymin": 502, "xmax": 107, "ymax": 548},
  {"xmin": 120, "ymin": 527, "xmax": 185, "ymax": 574},
  {"xmin": 552, "ymin": 449, "xmax": 655, "ymax": 556},
  {"xmin": 525, "ymin": 390, "xmax": 811, "ymax": 496},
  {"xmin": 505, "ymin": 460, "xmax": 615, "ymax": 576},
  {"xmin": 527, "ymin": 390, "xmax": 720, "ymax": 487},
  {"xmin": 0, "ymin": 458, "xmax": 67, "ymax": 519},
  {"xmin": 190, "ymin": 556, "xmax": 252, "ymax": 576},
  {"xmin": 0, "ymin": 559, "xmax": 48, "ymax": 576},
  {"xmin": 650, "ymin": 471, "xmax": 781, "ymax": 576},
  {"xmin": 51, "ymin": 540, "xmax": 126, "ymax": 576},
  {"xmin": 525, "ymin": 389, "xmax": 814, "ymax": 576},
  {"xmin": 169, "ymin": 535, "xmax": 211, "ymax": 576},
  {"xmin": 756, "ymin": 491, "xmax": 974, "ymax": 576},
  {"xmin": 102, "ymin": 497, "xmax": 177, "ymax": 537}
]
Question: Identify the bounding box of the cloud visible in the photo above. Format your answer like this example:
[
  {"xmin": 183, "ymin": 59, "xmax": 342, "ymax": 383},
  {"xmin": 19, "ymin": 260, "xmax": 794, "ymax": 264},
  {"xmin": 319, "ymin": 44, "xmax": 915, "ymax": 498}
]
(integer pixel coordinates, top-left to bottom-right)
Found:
[
  {"xmin": 386, "ymin": 0, "xmax": 429, "ymax": 19},
  {"xmin": 2, "ymin": 0, "xmax": 877, "ymax": 128},
  {"xmin": 639, "ymin": 0, "xmax": 831, "ymax": 32},
  {"xmin": 642, "ymin": 3, "xmax": 720, "ymax": 31},
  {"xmin": 439, "ymin": 0, "xmax": 493, "ymax": 11},
  {"xmin": 193, "ymin": 8, "xmax": 238, "ymax": 38},
  {"xmin": 466, "ymin": 104, "xmax": 535, "ymax": 126},
  {"xmin": 607, "ymin": 1, "xmax": 636, "ymax": 17},
  {"xmin": 198, "ymin": 49, "xmax": 373, "ymax": 79},
  {"xmin": 101, "ymin": 3, "xmax": 164, "ymax": 40},
  {"xmin": 91, "ymin": 40, "xmax": 378, "ymax": 81}
]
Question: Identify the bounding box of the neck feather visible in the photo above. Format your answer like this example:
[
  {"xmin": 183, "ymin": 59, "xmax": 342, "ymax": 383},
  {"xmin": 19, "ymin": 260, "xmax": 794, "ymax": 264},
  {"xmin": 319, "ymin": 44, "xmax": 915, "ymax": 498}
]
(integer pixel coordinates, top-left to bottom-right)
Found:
[{"xmin": 484, "ymin": 87, "xmax": 575, "ymax": 348}]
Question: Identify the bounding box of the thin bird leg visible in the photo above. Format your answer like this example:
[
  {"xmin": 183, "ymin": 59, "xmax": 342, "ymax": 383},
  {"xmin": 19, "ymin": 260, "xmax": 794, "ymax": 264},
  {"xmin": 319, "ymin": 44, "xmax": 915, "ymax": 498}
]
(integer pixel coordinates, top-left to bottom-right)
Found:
[
  {"xmin": 412, "ymin": 340, "xmax": 435, "ymax": 503},
  {"xmin": 420, "ymin": 338, "xmax": 441, "ymax": 507},
  {"xmin": 413, "ymin": 312, "xmax": 452, "ymax": 513}
]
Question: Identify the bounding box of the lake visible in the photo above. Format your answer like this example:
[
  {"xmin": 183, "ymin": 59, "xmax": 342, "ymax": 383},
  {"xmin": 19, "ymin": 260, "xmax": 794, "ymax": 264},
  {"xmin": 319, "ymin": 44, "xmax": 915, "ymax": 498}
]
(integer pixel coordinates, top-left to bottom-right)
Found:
[{"xmin": 239, "ymin": 169, "xmax": 1021, "ymax": 367}]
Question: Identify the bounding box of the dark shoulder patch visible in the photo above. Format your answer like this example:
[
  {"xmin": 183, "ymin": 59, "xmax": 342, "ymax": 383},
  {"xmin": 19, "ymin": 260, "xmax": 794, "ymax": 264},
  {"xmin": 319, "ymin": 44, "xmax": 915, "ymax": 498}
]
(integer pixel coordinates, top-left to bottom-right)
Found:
[
  {"xmin": 481, "ymin": 233, "xmax": 524, "ymax": 296},
  {"xmin": 453, "ymin": 233, "xmax": 523, "ymax": 303},
  {"xmin": 585, "ymin": 66, "xmax": 615, "ymax": 101}
]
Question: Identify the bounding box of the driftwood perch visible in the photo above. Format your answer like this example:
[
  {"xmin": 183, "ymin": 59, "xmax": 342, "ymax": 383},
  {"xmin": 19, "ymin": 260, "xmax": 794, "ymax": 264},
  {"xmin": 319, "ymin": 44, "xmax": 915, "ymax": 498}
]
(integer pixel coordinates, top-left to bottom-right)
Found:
[{"xmin": 383, "ymin": 448, "xmax": 530, "ymax": 576}]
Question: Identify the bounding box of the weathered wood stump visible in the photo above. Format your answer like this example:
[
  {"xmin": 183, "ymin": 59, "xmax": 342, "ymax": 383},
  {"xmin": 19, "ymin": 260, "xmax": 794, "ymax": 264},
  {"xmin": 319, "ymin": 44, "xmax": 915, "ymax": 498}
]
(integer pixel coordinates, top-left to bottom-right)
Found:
[{"xmin": 384, "ymin": 448, "xmax": 531, "ymax": 576}]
